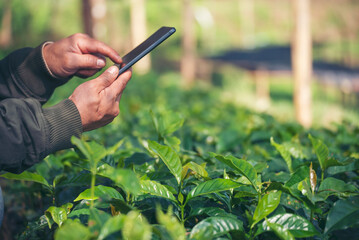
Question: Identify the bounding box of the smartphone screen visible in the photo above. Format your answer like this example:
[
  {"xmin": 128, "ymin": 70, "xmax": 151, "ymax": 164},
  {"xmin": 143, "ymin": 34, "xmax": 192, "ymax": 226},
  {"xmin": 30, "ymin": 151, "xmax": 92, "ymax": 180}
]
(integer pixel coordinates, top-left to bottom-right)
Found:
[{"xmin": 114, "ymin": 26, "xmax": 176, "ymax": 76}]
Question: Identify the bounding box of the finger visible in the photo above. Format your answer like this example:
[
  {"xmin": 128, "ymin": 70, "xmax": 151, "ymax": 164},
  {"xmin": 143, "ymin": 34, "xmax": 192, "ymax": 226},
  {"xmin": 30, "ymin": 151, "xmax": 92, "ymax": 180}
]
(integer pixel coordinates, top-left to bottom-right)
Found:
[
  {"xmin": 78, "ymin": 37, "xmax": 122, "ymax": 64},
  {"xmin": 108, "ymin": 69, "xmax": 132, "ymax": 98},
  {"xmin": 73, "ymin": 53, "xmax": 106, "ymax": 70},
  {"xmin": 75, "ymin": 69, "xmax": 100, "ymax": 78},
  {"xmin": 94, "ymin": 66, "xmax": 120, "ymax": 90}
]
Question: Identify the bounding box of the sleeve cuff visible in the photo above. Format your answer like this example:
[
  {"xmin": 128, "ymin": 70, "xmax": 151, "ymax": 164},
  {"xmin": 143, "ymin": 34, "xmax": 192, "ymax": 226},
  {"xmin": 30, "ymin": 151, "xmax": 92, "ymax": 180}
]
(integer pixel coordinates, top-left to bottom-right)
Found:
[
  {"xmin": 15, "ymin": 42, "xmax": 71, "ymax": 104},
  {"xmin": 42, "ymin": 99, "xmax": 83, "ymax": 155}
]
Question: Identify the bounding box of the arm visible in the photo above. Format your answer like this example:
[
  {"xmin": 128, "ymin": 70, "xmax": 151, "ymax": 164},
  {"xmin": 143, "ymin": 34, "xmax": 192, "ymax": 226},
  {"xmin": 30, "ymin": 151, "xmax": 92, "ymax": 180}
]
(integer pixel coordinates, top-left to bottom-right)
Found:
[
  {"xmin": 0, "ymin": 44, "xmax": 67, "ymax": 104},
  {"xmin": 0, "ymin": 98, "xmax": 81, "ymax": 173},
  {"xmin": 0, "ymin": 66, "xmax": 131, "ymax": 173},
  {"xmin": 0, "ymin": 34, "xmax": 129, "ymax": 173},
  {"xmin": 0, "ymin": 33, "xmax": 122, "ymax": 104}
]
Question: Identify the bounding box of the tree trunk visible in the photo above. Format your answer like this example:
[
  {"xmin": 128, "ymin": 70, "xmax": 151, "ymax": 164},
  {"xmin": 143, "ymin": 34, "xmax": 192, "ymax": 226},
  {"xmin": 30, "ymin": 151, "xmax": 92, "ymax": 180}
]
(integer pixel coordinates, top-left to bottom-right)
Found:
[
  {"xmin": 181, "ymin": 0, "xmax": 196, "ymax": 86},
  {"xmin": 82, "ymin": 0, "xmax": 107, "ymax": 40},
  {"xmin": 292, "ymin": 0, "xmax": 312, "ymax": 128},
  {"xmin": 130, "ymin": 0, "xmax": 150, "ymax": 74},
  {"xmin": 0, "ymin": 0, "xmax": 12, "ymax": 48}
]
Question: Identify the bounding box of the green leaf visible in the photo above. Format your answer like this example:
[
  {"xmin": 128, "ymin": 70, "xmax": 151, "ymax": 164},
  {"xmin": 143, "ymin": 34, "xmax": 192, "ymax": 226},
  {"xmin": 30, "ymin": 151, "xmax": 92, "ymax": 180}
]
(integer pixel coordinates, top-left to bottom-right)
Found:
[
  {"xmin": 71, "ymin": 137, "xmax": 107, "ymax": 170},
  {"xmin": 106, "ymin": 138, "xmax": 125, "ymax": 155},
  {"xmin": 262, "ymin": 213, "xmax": 319, "ymax": 238},
  {"xmin": 147, "ymin": 140, "xmax": 182, "ymax": 185},
  {"xmin": 157, "ymin": 206, "xmax": 186, "ymax": 240},
  {"xmin": 325, "ymin": 197, "xmax": 359, "ymax": 234},
  {"xmin": 252, "ymin": 191, "xmax": 282, "ymax": 228},
  {"xmin": 139, "ymin": 180, "xmax": 176, "ymax": 202},
  {"xmin": 266, "ymin": 220, "xmax": 295, "ymax": 240},
  {"xmin": 150, "ymin": 110, "xmax": 184, "ymax": 137},
  {"xmin": 284, "ymin": 166, "xmax": 309, "ymax": 188},
  {"xmin": 317, "ymin": 177, "xmax": 359, "ymax": 200},
  {"xmin": 97, "ymin": 164, "xmax": 141, "ymax": 195},
  {"xmin": 190, "ymin": 216, "xmax": 244, "ymax": 239},
  {"xmin": 122, "ymin": 211, "xmax": 152, "ymax": 240},
  {"xmin": 68, "ymin": 209, "xmax": 90, "ymax": 218},
  {"xmin": 181, "ymin": 161, "xmax": 208, "ymax": 180},
  {"xmin": 189, "ymin": 221, "xmax": 214, "ymax": 240},
  {"xmin": 186, "ymin": 178, "xmax": 242, "ymax": 204},
  {"xmin": 98, "ymin": 215, "xmax": 125, "ymax": 240},
  {"xmin": 0, "ymin": 171, "xmax": 50, "ymax": 187},
  {"xmin": 74, "ymin": 185, "xmax": 124, "ymax": 202},
  {"xmin": 54, "ymin": 219, "xmax": 92, "ymax": 240},
  {"xmin": 308, "ymin": 134, "xmax": 329, "ymax": 171},
  {"xmin": 88, "ymin": 208, "xmax": 111, "ymax": 235},
  {"xmin": 211, "ymin": 153, "xmax": 258, "ymax": 191},
  {"xmin": 45, "ymin": 206, "xmax": 68, "ymax": 228},
  {"xmin": 298, "ymin": 178, "xmax": 316, "ymax": 203},
  {"xmin": 164, "ymin": 136, "xmax": 181, "ymax": 152},
  {"xmin": 271, "ymin": 137, "xmax": 293, "ymax": 173},
  {"xmin": 189, "ymin": 207, "xmax": 238, "ymax": 220}
]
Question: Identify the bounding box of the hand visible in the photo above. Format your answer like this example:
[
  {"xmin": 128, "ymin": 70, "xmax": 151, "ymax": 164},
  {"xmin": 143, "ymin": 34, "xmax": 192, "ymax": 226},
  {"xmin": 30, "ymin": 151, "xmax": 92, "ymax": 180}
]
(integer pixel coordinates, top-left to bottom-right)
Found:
[
  {"xmin": 69, "ymin": 66, "xmax": 132, "ymax": 132},
  {"xmin": 42, "ymin": 33, "xmax": 122, "ymax": 78}
]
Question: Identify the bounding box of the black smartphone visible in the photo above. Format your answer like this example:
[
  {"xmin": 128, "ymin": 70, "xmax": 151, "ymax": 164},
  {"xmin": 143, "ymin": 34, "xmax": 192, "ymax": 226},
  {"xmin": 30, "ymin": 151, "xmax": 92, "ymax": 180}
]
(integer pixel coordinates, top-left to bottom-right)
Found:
[{"xmin": 114, "ymin": 26, "xmax": 176, "ymax": 76}]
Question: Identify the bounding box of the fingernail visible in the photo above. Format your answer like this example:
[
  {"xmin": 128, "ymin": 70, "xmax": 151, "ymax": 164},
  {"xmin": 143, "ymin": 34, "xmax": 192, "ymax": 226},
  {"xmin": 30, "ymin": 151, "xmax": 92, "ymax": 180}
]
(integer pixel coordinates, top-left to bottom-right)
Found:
[
  {"xmin": 108, "ymin": 66, "xmax": 118, "ymax": 74},
  {"xmin": 97, "ymin": 59, "xmax": 106, "ymax": 67}
]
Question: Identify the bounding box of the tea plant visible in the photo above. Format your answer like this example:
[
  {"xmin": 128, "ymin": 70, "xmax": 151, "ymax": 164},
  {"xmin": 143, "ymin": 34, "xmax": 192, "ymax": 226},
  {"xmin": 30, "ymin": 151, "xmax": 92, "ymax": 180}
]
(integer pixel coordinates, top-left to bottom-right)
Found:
[{"xmin": 1, "ymin": 74, "xmax": 358, "ymax": 239}]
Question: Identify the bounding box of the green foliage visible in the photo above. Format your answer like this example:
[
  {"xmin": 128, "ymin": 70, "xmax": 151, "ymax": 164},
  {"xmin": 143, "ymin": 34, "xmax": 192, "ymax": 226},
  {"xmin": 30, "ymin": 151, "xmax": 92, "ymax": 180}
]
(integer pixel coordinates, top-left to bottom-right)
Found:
[{"xmin": 2, "ymin": 72, "xmax": 359, "ymax": 239}]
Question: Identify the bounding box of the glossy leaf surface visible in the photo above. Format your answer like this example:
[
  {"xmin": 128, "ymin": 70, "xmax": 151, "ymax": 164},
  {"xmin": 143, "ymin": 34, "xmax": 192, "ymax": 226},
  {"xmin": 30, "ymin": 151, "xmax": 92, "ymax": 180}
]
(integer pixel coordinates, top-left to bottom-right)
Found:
[
  {"xmin": 0, "ymin": 171, "xmax": 50, "ymax": 187},
  {"xmin": 252, "ymin": 191, "xmax": 282, "ymax": 227},
  {"xmin": 148, "ymin": 140, "xmax": 182, "ymax": 185},
  {"xmin": 266, "ymin": 220, "xmax": 295, "ymax": 240},
  {"xmin": 212, "ymin": 153, "xmax": 258, "ymax": 191},
  {"xmin": 74, "ymin": 185, "xmax": 124, "ymax": 201},
  {"xmin": 271, "ymin": 137, "xmax": 293, "ymax": 173},
  {"xmin": 139, "ymin": 180, "xmax": 176, "ymax": 202},
  {"xmin": 262, "ymin": 213, "xmax": 319, "ymax": 237},
  {"xmin": 190, "ymin": 216, "xmax": 244, "ymax": 239},
  {"xmin": 325, "ymin": 197, "xmax": 359, "ymax": 234},
  {"xmin": 186, "ymin": 178, "xmax": 242, "ymax": 204}
]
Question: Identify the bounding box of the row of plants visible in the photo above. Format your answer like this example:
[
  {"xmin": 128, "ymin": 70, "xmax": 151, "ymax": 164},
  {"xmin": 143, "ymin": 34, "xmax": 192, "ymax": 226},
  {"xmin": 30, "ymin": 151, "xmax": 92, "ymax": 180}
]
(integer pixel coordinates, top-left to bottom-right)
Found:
[{"xmin": 1, "ymin": 73, "xmax": 359, "ymax": 239}]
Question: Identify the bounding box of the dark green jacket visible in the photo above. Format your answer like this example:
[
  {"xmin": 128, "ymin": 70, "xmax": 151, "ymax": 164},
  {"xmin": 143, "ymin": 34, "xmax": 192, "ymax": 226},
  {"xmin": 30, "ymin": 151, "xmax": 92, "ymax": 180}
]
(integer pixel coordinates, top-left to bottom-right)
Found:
[{"xmin": 0, "ymin": 43, "xmax": 82, "ymax": 173}]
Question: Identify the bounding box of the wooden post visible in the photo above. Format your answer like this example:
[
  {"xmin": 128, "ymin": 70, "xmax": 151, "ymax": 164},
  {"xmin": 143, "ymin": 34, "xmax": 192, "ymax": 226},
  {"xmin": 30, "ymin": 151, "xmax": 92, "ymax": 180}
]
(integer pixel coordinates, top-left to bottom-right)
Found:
[
  {"xmin": 0, "ymin": 0, "xmax": 12, "ymax": 48},
  {"xmin": 253, "ymin": 70, "xmax": 270, "ymax": 111},
  {"xmin": 292, "ymin": 0, "xmax": 312, "ymax": 128},
  {"xmin": 181, "ymin": 0, "xmax": 196, "ymax": 86},
  {"xmin": 82, "ymin": 0, "xmax": 94, "ymax": 37},
  {"xmin": 130, "ymin": 0, "xmax": 151, "ymax": 74}
]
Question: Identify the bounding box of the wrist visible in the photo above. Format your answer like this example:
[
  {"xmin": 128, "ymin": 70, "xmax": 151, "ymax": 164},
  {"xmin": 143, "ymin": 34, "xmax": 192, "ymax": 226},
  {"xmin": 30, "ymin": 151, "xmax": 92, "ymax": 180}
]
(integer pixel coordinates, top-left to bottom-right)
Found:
[{"xmin": 42, "ymin": 41, "xmax": 62, "ymax": 79}]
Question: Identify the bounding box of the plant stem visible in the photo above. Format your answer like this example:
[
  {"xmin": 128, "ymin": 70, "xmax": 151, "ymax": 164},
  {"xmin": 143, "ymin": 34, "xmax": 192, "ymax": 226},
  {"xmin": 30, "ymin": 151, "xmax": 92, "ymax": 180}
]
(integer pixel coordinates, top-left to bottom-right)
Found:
[
  {"xmin": 310, "ymin": 209, "xmax": 314, "ymax": 223},
  {"xmin": 321, "ymin": 171, "xmax": 324, "ymax": 182},
  {"xmin": 180, "ymin": 205, "xmax": 185, "ymax": 223},
  {"xmin": 90, "ymin": 172, "xmax": 96, "ymax": 208}
]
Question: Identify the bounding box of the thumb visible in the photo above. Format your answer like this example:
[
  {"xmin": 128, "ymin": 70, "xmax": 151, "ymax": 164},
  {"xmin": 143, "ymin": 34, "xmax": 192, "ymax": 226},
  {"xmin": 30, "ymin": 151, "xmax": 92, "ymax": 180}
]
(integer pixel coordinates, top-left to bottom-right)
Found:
[{"xmin": 95, "ymin": 66, "xmax": 119, "ymax": 89}]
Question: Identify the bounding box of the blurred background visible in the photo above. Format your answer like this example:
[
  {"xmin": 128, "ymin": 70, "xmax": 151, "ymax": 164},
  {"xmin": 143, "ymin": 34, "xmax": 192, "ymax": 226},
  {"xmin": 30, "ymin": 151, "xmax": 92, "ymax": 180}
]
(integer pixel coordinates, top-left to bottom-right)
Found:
[{"xmin": 0, "ymin": 0, "xmax": 358, "ymax": 128}]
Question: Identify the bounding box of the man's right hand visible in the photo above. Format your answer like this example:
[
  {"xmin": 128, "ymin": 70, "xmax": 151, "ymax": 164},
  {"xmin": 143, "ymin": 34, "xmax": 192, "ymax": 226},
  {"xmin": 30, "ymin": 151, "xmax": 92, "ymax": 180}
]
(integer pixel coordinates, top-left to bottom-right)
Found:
[{"xmin": 69, "ymin": 66, "xmax": 132, "ymax": 132}]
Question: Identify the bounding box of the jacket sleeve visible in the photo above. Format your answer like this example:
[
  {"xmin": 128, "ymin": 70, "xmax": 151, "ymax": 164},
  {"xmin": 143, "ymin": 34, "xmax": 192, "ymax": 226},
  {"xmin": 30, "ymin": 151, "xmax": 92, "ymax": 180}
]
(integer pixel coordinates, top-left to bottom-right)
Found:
[
  {"xmin": 0, "ymin": 43, "xmax": 69, "ymax": 104},
  {"xmin": 0, "ymin": 98, "xmax": 82, "ymax": 173}
]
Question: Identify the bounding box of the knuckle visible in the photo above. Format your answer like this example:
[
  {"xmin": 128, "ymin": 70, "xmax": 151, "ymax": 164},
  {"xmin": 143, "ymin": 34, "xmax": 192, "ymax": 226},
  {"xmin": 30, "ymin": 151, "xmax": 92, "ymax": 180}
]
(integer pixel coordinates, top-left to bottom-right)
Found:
[{"xmin": 72, "ymin": 33, "xmax": 87, "ymax": 39}]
